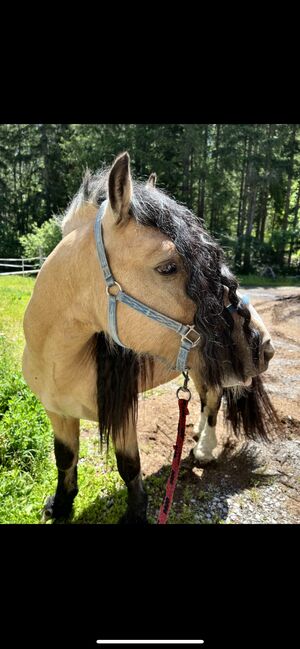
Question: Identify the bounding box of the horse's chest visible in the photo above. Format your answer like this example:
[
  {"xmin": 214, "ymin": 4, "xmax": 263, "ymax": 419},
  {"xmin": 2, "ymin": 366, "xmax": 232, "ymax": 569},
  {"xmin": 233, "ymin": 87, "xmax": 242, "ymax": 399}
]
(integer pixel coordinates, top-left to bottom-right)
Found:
[{"xmin": 24, "ymin": 345, "xmax": 98, "ymax": 421}]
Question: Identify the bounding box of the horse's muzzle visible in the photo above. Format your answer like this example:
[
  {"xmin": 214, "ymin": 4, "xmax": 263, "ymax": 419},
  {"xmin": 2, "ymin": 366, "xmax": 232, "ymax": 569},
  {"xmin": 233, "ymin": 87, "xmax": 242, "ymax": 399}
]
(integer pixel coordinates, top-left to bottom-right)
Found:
[
  {"xmin": 260, "ymin": 338, "xmax": 275, "ymax": 371},
  {"xmin": 242, "ymin": 338, "xmax": 275, "ymax": 386}
]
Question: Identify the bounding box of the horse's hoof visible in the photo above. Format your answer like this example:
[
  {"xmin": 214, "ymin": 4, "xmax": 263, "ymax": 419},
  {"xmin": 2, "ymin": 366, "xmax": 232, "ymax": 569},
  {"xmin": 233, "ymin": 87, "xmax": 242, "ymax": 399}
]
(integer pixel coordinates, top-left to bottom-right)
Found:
[
  {"xmin": 42, "ymin": 496, "xmax": 56, "ymax": 522},
  {"xmin": 189, "ymin": 448, "xmax": 215, "ymax": 467},
  {"xmin": 42, "ymin": 495, "xmax": 73, "ymax": 522},
  {"xmin": 118, "ymin": 511, "xmax": 149, "ymax": 525}
]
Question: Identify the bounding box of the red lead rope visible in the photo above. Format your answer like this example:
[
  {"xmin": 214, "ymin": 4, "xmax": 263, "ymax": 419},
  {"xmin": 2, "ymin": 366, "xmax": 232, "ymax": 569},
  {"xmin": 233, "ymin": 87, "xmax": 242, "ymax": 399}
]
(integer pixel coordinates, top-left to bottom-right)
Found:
[{"xmin": 157, "ymin": 397, "xmax": 189, "ymax": 524}]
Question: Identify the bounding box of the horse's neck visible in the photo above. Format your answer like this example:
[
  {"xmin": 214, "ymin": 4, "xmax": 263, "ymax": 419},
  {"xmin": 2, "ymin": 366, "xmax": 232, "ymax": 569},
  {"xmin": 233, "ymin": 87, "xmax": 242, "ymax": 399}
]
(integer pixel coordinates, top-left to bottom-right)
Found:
[{"xmin": 25, "ymin": 221, "xmax": 107, "ymax": 359}]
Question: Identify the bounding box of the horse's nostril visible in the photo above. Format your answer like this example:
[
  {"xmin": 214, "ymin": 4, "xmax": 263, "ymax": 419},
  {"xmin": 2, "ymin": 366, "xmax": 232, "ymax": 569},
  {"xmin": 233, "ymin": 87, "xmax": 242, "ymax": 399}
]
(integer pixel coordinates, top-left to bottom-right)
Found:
[{"xmin": 263, "ymin": 340, "xmax": 275, "ymax": 364}]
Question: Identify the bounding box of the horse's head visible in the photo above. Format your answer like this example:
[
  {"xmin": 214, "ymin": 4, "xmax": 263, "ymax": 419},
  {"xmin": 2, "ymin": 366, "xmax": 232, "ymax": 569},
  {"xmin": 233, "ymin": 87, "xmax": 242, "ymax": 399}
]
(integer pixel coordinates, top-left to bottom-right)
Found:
[{"xmin": 99, "ymin": 152, "xmax": 274, "ymax": 389}]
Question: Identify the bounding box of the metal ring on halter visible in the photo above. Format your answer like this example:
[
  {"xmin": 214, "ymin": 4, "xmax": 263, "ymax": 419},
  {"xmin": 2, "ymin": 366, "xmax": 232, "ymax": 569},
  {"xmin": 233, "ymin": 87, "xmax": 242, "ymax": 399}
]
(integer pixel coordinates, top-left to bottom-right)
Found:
[
  {"xmin": 176, "ymin": 387, "xmax": 191, "ymax": 401},
  {"xmin": 106, "ymin": 281, "xmax": 122, "ymax": 296}
]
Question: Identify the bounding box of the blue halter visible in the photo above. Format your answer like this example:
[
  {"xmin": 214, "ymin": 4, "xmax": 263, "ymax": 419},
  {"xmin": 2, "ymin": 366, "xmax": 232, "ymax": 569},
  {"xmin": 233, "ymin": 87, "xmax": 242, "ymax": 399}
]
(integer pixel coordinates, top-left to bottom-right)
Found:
[
  {"xmin": 226, "ymin": 294, "xmax": 250, "ymax": 313},
  {"xmin": 94, "ymin": 200, "xmax": 250, "ymax": 371}
]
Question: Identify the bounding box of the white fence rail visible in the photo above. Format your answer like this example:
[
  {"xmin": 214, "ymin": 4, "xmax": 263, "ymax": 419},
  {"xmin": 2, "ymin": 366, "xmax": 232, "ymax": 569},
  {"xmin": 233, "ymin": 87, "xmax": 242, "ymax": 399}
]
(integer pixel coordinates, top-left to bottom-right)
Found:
[{"xmin": 0, "ymin": 252, "xmax": 46, "ymax": 276}]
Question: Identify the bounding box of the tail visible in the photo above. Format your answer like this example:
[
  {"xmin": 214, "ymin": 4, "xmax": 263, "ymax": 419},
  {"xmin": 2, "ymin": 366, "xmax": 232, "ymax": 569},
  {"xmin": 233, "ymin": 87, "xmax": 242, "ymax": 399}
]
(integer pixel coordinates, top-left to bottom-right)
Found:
[{"xmin": 223, "ymin": 376, "xmax": 281, "ymax": 441}]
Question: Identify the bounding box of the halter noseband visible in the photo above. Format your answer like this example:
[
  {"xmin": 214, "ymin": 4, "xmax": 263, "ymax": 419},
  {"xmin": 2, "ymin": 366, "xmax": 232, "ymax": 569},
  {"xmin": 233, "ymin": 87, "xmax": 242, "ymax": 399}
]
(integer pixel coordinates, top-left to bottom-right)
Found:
[{"xmin": 94, "ymin": 200, "xmax": 249, "ymax": 372}]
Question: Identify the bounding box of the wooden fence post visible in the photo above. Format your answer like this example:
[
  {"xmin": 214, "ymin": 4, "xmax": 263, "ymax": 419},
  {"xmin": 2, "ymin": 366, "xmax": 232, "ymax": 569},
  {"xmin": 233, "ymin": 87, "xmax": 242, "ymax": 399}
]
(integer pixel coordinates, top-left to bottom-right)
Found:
[{"xmin": 39, "ymin": 247, "xmax": 43, "ymax": 268}]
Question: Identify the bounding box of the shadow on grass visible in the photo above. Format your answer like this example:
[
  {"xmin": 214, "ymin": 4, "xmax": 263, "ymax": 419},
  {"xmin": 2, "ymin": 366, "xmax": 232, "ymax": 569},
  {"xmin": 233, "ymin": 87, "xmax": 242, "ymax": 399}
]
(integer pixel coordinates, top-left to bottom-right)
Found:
[{"xmin": 58, "ymin": 442, "xmax": 275, "ymax": 525}]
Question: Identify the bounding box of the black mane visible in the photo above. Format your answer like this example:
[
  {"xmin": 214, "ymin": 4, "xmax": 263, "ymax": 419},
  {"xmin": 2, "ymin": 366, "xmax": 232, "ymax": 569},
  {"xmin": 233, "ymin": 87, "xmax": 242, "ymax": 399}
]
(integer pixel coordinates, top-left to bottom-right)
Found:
[{"xmin": 129, "ymin": 180, "xmax": 257, "ymax": 387}]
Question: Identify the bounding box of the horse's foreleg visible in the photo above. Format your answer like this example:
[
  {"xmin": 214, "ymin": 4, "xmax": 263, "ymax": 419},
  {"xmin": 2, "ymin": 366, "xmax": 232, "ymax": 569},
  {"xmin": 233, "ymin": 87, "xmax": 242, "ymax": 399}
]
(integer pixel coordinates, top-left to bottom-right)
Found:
[
  {"xmin": 43, "ymin": 412, "xmax": 80, "ymax": 521},
  {"xmin": 193, "ymin": 388, "xmax": 209, "ymax": 439},
  {"xmin": 190, "ymin": 374, "xmax": 222, "ymax": 464},
  {"xmin": 193, "ymin": 390, "xmax": 222, "ymax": 464},
  {"xmin": 114, "ymin": 415, "xmax": 148, "ymax": 524}
]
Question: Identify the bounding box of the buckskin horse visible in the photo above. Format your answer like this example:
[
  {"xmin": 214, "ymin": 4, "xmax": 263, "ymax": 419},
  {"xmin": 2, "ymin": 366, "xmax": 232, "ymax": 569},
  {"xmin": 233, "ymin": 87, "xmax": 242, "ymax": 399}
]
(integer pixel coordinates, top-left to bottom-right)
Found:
[{"xmin": 22, "ymin": 152, "xmax": 278, "ymax": 523}]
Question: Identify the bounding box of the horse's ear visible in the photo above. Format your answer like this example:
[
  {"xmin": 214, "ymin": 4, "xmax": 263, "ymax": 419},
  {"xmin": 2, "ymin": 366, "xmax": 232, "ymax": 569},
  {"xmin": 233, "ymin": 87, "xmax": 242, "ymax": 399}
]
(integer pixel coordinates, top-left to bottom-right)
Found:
[
  {"xmin": 108, "ymin": 152, "xmax": 132, "ymax": 222},
  {"xmin": 147, "ymin": 172, "xmax": 157, "ymax": 188}
]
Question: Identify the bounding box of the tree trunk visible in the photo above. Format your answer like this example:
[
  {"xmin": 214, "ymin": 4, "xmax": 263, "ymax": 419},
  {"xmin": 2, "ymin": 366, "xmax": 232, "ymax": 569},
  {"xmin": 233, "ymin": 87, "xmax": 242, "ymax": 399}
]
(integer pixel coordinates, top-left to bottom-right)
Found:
[
  {"xmin": 182, "ymin": 125, "xmax": 192, "ymax": 204},
  {"xmin": 235, "ymin": 136, "xmax": 253, "ymax": 268},
  {"xmin": 16, "ymin": 125, "xmax": 24, "ymax": 234},
  {"xmin": 180, "ymin": 125, "xmax": 198, "ymax": 209},
  {"xmin": 236, "ymin": 135, "xmax": 248, "ymax": 238},
  {"xmin": 259, "ymin": 125, "xmax": 274, "ymax": 242},
  {"xmin": 189, "ymin": 148, "xmax": 194, "ymax": 206},
  {"xmin": 243, "ymin": 170, "xmax": 258, "ymax": 273},
  {"xmin": 40, "ymin": 124, "xmax": 51, "ymax": 218},
  {"xmin": 197, "ymin": 125, "xmax": 208, "ymax": 222},
  {"xmin": 259, "ymin": 190, "xmax": 269, "ymax": 242},
  {"xmin": 209, "ymin": 124, "xmax": 221, "ymax": 233},
  {"xmin": 287, "ymin": 179, "xmax": 300, "ymax": 268},
  {"xmin": 277, "ymin": 124, "xmax": 297, "ymax": 268}
]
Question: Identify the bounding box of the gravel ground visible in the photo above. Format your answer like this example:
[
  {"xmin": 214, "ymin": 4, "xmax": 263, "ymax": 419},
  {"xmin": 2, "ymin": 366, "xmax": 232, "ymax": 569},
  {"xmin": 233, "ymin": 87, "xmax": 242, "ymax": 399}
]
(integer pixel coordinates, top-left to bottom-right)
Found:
[
  {"xmin": 185, "ymin": 436, "xmax": 300, "ymax": 525},
  {"xmin": 146, "ymin": 428, "xmax": 300, "ymax": 524},
  {"xmin": 137, "ymin": 288, "xmax": 300, "ymax": 524}
]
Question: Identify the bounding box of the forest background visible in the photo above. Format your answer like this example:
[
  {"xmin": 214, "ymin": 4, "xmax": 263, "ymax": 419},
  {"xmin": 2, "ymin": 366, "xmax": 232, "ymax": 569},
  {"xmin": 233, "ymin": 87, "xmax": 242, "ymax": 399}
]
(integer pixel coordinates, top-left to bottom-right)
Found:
[{"xmin": 0, "ymin": 123, "xmax": 299, "ymax": 274}]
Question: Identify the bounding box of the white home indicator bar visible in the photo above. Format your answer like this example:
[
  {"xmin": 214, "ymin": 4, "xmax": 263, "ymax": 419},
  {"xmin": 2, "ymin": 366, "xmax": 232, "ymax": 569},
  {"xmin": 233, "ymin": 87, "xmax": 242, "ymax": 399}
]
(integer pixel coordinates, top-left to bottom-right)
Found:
[{"xmin": 96, "ymin": 642, "xmax": 204, "ymax": 645}]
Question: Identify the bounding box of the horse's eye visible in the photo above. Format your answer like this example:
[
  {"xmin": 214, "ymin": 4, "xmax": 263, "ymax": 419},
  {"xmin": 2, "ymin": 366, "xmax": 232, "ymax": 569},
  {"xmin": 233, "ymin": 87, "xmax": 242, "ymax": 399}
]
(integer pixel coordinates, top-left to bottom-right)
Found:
[{"xmin": 156, "ymin": 262, "xmax": 178, "ymax": 275}]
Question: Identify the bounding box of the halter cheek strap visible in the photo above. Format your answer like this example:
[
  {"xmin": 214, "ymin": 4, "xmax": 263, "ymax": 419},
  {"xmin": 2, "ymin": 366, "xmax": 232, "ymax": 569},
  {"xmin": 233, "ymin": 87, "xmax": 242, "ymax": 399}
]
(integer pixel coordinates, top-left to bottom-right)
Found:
[
  {"xmin": 94, "ymin": 200, "xmax": 201, "ymax": 371},
  {"xmin": 94, "ymin": 201, "xmax": 125, "ymax": 347}
]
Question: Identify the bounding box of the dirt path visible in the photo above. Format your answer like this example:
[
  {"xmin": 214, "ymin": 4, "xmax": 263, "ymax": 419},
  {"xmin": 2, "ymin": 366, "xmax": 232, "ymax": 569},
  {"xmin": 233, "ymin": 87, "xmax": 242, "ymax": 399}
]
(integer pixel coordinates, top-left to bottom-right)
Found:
[{"xmin": 136, "ymin": 286, "xmax": 300, "ymax": 523}]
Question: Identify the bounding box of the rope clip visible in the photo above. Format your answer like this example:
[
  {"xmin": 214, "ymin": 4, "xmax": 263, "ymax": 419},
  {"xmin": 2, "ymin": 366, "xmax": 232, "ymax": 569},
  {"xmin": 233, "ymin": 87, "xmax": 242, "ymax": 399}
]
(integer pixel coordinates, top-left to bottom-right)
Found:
[{"xmin": 176, "ymin": 370, "xmax": 191, "ymax": 401}]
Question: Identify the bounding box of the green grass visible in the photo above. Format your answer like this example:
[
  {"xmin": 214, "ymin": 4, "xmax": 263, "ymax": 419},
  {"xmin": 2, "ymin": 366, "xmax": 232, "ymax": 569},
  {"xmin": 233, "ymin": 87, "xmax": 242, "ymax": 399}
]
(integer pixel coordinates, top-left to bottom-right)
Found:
[
  {"xmin": 238, "ymin": 274, "xmax": 300, "ymax": 287},
  {"xmin": 0, "ymin": 276, "xmax": 35, "ymax": 361}
]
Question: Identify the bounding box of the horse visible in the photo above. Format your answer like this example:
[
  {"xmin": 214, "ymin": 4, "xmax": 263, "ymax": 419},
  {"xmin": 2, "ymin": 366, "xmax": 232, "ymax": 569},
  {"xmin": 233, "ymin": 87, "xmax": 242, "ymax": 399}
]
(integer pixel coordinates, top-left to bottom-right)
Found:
[{"xmin": 22, "ymin": 151, "xmax": 278, "ymax": 524}]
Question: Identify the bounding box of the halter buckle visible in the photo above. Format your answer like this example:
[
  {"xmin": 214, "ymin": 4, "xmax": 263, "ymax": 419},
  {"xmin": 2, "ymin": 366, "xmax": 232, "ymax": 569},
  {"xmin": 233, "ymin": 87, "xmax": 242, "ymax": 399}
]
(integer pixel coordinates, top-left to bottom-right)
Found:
[
  {"xmin": 181, "ymin": 325, "xmax": 201, "ymax": 347},
  {"xmin": 106, "ymin": 281, "xmax": 122, "ymax": 297}
]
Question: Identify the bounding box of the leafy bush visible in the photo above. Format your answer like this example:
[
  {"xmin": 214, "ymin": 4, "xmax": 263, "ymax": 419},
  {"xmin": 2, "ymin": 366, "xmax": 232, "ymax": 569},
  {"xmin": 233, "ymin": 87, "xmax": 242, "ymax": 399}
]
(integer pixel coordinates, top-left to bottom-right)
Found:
[{"xmin": 19, "ymin": 217, "xmax": 62, "ymax": 258}]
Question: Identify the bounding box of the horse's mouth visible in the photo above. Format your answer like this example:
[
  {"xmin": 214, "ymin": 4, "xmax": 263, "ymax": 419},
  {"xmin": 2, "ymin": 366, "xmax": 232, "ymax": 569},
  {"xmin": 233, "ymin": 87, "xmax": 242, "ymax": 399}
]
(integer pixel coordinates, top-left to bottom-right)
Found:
[
  {"xmin": 222, "ymin": 372, "xmax": 253, "ymax": 388},
  {"xmin": 234, "ymin": 376, "xmax": 253, "ymax": 388}
]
